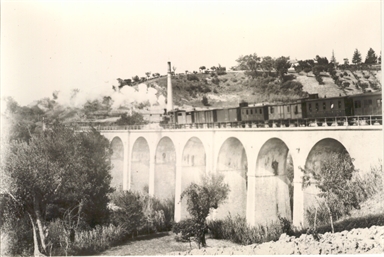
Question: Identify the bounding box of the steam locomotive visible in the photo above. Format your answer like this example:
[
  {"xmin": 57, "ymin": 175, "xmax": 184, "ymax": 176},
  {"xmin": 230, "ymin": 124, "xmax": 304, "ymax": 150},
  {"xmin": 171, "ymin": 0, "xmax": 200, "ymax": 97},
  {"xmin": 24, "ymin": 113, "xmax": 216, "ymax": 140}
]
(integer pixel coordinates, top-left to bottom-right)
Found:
[{"xmin": 167, "ymin": 91, "xmax": 383, "ymax": 127}]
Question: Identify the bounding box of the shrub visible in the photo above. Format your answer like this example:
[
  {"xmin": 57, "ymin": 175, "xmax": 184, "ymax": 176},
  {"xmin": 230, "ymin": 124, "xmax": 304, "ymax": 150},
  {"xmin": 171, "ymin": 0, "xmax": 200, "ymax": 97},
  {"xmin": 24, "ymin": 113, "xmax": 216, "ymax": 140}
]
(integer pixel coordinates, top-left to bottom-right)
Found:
[
  {"xmin": 342, "ymin": 81, "xmax": 350, "ymax": 87},
  {"xmin": 207, "ymin": 214, "xmax": 283, "ymax": 245},
  {"xmin": 231, "ymin": 78, "xmax": 238, "ymax": 83},
  {"xmin": 211, "ymin": 77, "xmax": 220, "ymax": 85},
  {"xmin": 187, "ymin": 74, "xmax": 199, "ymax": 81}
]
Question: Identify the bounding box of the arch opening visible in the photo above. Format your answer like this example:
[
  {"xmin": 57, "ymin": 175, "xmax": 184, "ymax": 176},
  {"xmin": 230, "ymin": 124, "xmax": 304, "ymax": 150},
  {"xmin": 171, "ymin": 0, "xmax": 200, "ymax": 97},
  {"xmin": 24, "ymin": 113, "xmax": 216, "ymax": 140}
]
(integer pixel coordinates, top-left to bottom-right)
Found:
[
  {"xmin": 131, "ymin": 137, "xmax": 150, "ymax": 193},
  {"xmin": 216, "ymin": 137, "xmax": 247, "ymax": 219},
  {"xmin": 180, "ymin": 137, "xmax": 206, "ymax": 219},
  {"xmin": 303, "ymin": 138, "xmax": 351, "ymax": 227},
  {"xmin": 110, "ymin": 137, "xmax": 124, "ymax": 190},
  {"xmin": 155, "ymin": 137, "xmax": 176, "ymax": 201},
  {"xmin": 255, "ymin": 138, "xmax": 292, "ymax": 224}
]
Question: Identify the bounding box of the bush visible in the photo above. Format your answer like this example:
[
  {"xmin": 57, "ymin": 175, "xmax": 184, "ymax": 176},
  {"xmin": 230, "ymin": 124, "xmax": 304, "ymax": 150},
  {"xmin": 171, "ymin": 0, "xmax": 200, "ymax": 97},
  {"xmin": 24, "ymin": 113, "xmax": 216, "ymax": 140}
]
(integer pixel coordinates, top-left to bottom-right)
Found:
[
  {"xmin": 207, "ymin": 214, "xmax": 283, "ymax": 245},
  {"xmin": 211, "ymin": 77, "xmax": 220, "ymax": 85},
  {"xmin": 342, "ymin": 81, "xmax": 350, "ymax": 87},
  {"xmin": 187, "ymin": 74, "xmax": 199, "ymax": 81},
  {"xmin": 110, "ymin": 190, "xmax": 174, "ymax": 238}
]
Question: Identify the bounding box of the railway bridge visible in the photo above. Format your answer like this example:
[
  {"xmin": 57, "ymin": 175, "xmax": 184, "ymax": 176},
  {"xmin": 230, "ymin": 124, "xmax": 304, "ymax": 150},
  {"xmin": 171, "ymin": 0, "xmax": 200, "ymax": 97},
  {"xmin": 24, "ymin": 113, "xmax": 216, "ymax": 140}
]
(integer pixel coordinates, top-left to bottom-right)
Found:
[{"xmin": 97, "ymin": 125, "xmax": 382, "ymax": 228}]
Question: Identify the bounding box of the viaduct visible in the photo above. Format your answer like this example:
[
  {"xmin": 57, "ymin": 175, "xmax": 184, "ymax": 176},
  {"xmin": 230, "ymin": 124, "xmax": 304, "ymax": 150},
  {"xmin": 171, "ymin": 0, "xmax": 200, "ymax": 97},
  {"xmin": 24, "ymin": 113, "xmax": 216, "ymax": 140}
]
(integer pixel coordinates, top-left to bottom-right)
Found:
[{"xmin": 99, "ymin": 125, "xmax": 383, "ymax": 228}]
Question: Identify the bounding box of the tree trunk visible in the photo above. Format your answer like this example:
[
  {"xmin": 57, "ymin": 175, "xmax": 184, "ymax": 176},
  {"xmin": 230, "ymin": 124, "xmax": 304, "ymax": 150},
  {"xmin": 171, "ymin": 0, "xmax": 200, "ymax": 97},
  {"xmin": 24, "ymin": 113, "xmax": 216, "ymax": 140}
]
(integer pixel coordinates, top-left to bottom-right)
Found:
[
  {"xmin": 28, "ymin": 213, "xmax": 45, "ymax": 257},
  {"xmin": 33, "ymin": 194, "xmax": 47, "ymax": 253},
  {"xmin": 325, "ymin": 201, "xmax": 334, "ymax": 233}
]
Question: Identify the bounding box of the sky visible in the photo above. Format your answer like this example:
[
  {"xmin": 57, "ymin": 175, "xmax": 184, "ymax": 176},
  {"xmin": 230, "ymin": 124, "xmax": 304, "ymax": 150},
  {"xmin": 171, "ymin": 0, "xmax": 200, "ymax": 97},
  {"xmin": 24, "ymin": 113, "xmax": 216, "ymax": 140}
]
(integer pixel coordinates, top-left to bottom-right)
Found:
[{"xmin": 1, "ymin": 0, "xmax": 382, "ymax": 106}]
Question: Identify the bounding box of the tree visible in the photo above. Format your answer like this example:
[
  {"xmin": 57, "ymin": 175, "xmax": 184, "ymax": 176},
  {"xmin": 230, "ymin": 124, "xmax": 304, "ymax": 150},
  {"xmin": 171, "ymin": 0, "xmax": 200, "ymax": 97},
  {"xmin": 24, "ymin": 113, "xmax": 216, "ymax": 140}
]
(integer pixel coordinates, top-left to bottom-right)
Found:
[
  {"xmin": 145, "ymin": 72, "xmax": 152, "ymax": 80},
  {"xmin": 236, "ymin": 53, "xmax": 260, "ymax": 72},
  {"xmin": 199, "ymin": 66, "xmax": 206, "ymax": 73},
  {"xmin": 352, "ymin": 49, "xmax": 362, "ymax": 65},
  {"xmin": 177, "ymin": 173, "xmax": 230, "ymax": 248},
  {"xmin": 274, "ymin": 56, "xmax": 291, "ymax": 82},
  {"xmin": 115, "ymin": 112, "xmax": 147, "ymax": 125},
  {"xmin": 301, "ymin": 150, "xmax": 359, "ymax": 233},
  {"xmin": 202, "ymin": 96, "xmax": 210, "ymax": 106},
  {"xmin": 260, "ymin": 56, "xmax": 275, "ymax": 76},
  {"xmin": 132, "ymin": 75, "xmax": 140, "ymax": 83},
  {"xmin": 330, "ymin": 50, "xmax": 337, "ymax": 66},
  {"xmin": 1, "ymin": 124, "xmax": 113, "ymax": 255},
  {"xmin": 364, "ymin": 48, "xmax": 377, "ymax": 65}
]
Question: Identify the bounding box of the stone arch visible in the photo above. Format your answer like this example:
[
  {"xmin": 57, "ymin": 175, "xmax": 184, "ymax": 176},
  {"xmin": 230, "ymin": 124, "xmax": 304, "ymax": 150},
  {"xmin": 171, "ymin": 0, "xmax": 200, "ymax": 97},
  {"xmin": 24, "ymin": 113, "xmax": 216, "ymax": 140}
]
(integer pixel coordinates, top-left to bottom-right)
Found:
[
  {"xmin": 303, "ymin": 138, "xmax": 350, "ymax": 226},
  {"xmin": 180, "ymin": 137, "xmax": 206, "ymax": 219},
  {"xmin": 216, "ymin": 137, "xmax": 247, "ymax": 219},
  {"xmin": 254, "ymin": 138, "xmax": 291, "ymax": 224},
  {"xmin": 155, "ymin": 137, "xmax": 176, "ymax": 201},
  {"xmin": 110, "ymin": 136, "xmax": 124, "ymax": 190},
  {"xmin": 131, "ymin": 137, "xmax": 150, "ymax": 193}
]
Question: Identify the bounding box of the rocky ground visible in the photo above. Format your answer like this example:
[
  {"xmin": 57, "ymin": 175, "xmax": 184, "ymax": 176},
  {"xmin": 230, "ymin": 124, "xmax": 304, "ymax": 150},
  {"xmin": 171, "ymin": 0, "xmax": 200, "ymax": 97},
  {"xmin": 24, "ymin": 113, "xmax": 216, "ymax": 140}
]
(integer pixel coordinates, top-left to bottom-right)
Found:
[{"xmin": 169, "ymin": 226, "xmax": 384, "ymax": 255}]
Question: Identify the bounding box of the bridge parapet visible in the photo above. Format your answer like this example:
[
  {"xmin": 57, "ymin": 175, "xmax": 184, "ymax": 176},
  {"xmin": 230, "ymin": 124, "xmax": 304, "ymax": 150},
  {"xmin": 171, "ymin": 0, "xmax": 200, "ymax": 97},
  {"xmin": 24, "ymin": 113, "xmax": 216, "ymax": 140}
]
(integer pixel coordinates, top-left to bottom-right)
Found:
[{"xmin": 78, "ymin": 115, "xmax": 382, "ymax": 132}]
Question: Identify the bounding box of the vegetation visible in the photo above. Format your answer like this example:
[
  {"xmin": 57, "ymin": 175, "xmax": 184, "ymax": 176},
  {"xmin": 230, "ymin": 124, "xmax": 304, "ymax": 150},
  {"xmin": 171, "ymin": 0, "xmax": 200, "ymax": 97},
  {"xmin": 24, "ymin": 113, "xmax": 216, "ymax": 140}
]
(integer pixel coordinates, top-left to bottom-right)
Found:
[
  {"xmin": 1, "ymin": 123, "xmax": 113, "ymax": 255},
  {"xmin": 173, "ymin": 173, "xmax": 230, "ymax": 248},
  {"xmin": 115, "ymin": 112, "xmax": 147, "ymax": 126},
  {"xmin": 301, "ymin": 151, "xmax": 361, "ymax": 233},
  {"xmin": 207, "ymin": 214, "xmax": 287, "ymax": 245}
]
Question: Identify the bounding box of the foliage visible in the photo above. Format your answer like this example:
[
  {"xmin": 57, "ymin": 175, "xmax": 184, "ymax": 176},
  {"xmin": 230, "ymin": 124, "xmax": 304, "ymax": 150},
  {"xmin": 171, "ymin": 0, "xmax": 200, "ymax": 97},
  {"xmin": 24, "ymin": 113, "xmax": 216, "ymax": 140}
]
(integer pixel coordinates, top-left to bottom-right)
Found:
[
  {"xmin": 365, "ymin": 48, "xmax": 378, "ymax": 65},
  {"xmin": 236, "ymin": 53, "xmax": 260, "ymax": 72},
  {"xmin": 352, "ymin": 49, "xmax": 362, "ymax": 65},
  {"xmin": 115, "ymin": 112, "xmax": 147, "ymax": 126},
  {"xmin": 207, "ymin": 214, "xmax": 283, "ymax": 245},
  {"xmin": 110, "ymin": 190, "xmax": 174, "ymax": 237},
  {"xmin": 1, "ymin": 124, "xmax": 113, "ymax": 255},
  {"xmin": 274, "ymin": 56, "xmax": 291, "ymax": 81},
  {"xmin": 2, "ymin": 97, "xmax": 45, "ymax": 142},
  {"xmin": 202, "ymin": 96, "xmax": 210, "ymax": 106},
  {"xmin": 301, "ymin": 150, "xmax": 360, "ymax": 233},
  {"xmin": 178, "ymin": 173, "xmax": 230, "ymax": 248},
  {"xmin": 187, "ymin": 74, "xmax": 199, "ymax": 81}
]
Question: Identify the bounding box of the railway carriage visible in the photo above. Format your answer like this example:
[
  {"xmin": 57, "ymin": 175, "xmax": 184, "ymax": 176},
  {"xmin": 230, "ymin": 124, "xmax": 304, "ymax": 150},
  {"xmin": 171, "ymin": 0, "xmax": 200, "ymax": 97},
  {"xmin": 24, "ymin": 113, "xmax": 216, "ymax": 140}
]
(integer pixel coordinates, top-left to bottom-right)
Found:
[
  {"xmin": 304, "ymin": 96, "xmax": 352, "ymax": 119},
  {"xmin": 349, "ymin": 92, "xmax": 382, "ymax": 116},
  {"xmin": 240, "ymin": 105, "xmax": 269, "ymax": 123}
]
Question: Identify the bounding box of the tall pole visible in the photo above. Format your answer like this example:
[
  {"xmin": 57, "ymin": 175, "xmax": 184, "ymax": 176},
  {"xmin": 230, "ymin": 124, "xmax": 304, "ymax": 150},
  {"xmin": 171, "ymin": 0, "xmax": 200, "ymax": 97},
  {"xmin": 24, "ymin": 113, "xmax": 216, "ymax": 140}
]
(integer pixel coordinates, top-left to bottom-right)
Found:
[{"xmin": 167, "ymin": 62, "xmax": 173, "ymax": 112}]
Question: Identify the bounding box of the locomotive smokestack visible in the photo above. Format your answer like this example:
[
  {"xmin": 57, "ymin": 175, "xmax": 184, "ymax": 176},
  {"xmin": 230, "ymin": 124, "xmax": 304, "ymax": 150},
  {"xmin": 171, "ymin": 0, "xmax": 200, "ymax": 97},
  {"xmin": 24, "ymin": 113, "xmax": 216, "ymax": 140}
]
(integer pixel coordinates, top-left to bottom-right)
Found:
[{"xmin": 167, "ymin": 61, "xmax": 173, "ymax": 112}]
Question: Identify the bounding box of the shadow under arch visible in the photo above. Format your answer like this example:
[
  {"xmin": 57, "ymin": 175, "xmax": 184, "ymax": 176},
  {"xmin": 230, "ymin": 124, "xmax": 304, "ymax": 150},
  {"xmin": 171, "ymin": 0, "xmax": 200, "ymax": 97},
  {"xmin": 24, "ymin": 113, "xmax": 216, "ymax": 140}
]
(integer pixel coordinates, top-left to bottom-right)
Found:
[
  {"xmin": 254, "ymin": 137, "xmax": 292, "ymax": 224},
  {"xmin": 216, "ymin": 137, "xmax": 247, "ymax": 219},
  {"xmin": 131, "ymin": 137, "xmax": 150, "ymax": 193},
  {"xmin": 110, "ymin": 136, "xmax": 124, "ymax": 190},
  {"xmin": 155, "ymin": 137, "xmax": 176, "ymax": 201},
  {"xmin": 180, "ymin": 137, "xmax": 206, "ymax": 219}
]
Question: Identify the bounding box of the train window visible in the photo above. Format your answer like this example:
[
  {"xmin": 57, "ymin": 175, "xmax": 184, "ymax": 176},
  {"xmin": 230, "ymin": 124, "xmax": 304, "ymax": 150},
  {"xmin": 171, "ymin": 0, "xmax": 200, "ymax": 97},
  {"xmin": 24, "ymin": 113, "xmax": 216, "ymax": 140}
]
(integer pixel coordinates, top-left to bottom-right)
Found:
[
  {"xmin": 355, "ymin": 100, "xmax": 361, "ymax": 108},
  {"xmin": 295, "ymin": 105, "xmax": 298, "ymax": 114},
  {"xmin": 309, "ymin": 103, "xmax": 312, "ymax": 112},
  {"xmin": 287, "ymin": 106, "xmax": 290, "ymax": 112},
  {"xmin": 338, "ymin": 101, "xmax": 342, "ymax": 109},
  {"xmin": 364, "ymin": 100, "xmax": 368, "ymax": 106},
  {"xmin": 323, "ymin": 102, "xmax": 326, "ymax": 110},
  {"xmin": 315, "ymin": 103, "xmax": 319, "ymax": 111},
  {"xmin": 178, "ymin": 113, "xmax": 183, "ymax": 116},
  {"xmin": 330, "ymin": 102, "xmax": 334, "ymax": 109},
  {"xmin": 246, "ymin": 110, "xmax": 248, "ymax": 115},
  {"xmin": 270, "ymin": 107, "xmax": 274, "ymax": 114},
  {"xmin": 377, "ymin": 99, "xmax": 382, "ymax": 107},
  {"xmin": 250, "ymin": 109, "xmax": 253, "ymax": 115},
  {"xmin": 260, "ymin": 109, "xmax": 262, "ymax": 114},
  {"xmin": 368, "ymin": 99, "xmax": 372, "ymax": 106}
]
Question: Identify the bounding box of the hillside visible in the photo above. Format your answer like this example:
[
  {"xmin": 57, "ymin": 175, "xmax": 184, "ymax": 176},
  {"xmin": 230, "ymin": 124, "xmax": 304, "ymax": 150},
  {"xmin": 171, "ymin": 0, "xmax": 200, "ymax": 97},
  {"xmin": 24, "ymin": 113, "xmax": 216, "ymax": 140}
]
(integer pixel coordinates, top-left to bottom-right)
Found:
[{"xmin": 146, "ymin": 69, "xmax": 381, "ymax": 109}]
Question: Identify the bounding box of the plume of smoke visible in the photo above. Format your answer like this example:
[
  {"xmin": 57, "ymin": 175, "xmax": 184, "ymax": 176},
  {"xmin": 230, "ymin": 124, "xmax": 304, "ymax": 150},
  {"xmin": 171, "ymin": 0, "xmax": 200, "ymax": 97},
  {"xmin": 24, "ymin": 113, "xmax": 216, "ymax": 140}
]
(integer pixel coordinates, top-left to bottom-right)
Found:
[{"xmin": 54, "ymin": 82, "xmax": 166, "ymax": 111}]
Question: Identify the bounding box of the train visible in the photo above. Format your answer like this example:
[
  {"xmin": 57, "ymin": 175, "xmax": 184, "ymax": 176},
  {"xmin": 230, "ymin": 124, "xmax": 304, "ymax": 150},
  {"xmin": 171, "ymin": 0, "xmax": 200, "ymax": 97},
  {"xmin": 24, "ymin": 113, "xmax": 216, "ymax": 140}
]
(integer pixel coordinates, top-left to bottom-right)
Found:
[{"xmin": 167, "ymin": 91, "xmax": 383, "ymax": 128}]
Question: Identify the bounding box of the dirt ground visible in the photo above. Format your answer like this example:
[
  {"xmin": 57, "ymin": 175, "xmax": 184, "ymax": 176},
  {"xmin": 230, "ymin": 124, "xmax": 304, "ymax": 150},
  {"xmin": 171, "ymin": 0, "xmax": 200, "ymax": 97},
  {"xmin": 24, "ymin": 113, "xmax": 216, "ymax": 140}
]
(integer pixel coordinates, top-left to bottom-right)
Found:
[{"xmin": 99, "ymin": 232, "xmax": 239, "ymax": 256}]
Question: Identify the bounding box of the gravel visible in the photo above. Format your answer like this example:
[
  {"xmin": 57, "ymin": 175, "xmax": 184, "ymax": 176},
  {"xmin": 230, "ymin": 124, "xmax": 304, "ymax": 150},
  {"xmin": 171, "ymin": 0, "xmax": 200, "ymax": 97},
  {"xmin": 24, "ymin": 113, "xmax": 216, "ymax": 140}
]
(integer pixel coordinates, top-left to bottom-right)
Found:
[{"xmin": 169, "ymin": 225, "xmax": 384, "ymax": 255}]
